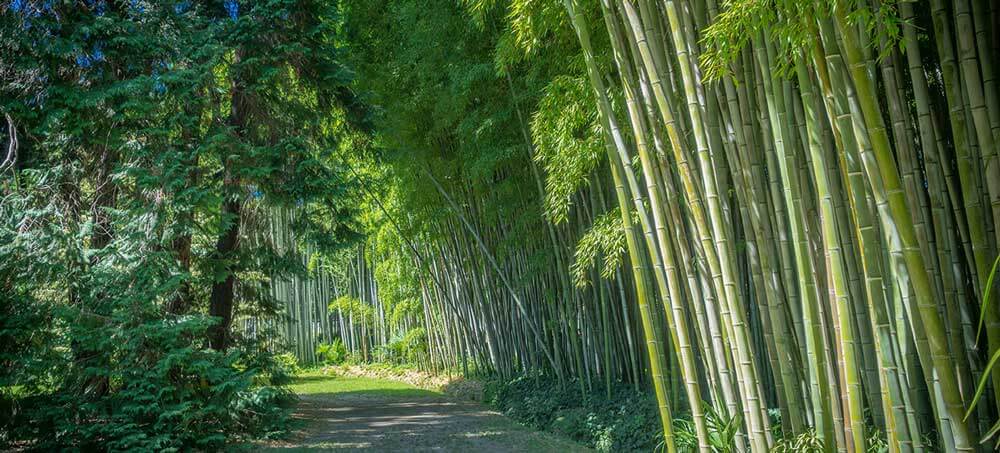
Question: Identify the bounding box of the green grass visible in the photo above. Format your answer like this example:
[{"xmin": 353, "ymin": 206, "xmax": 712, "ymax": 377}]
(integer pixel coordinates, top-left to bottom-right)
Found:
[{"xmin": 289, "ymin": 370, "xmax": 440, "ymax": 397}]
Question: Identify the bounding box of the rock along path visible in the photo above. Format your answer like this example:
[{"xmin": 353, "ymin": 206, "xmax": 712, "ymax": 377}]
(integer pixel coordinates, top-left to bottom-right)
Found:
[{"xmin": 261, "ymin": 374, "xmax": 591, "ymax": 452}]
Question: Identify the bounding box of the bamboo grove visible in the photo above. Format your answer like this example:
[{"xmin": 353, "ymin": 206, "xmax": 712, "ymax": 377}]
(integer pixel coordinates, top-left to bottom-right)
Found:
[
  {"xmin": 260, "ymin": 0, "xmax": 1000, "ymax": 451},
  {"xmin": 7, "ymin": 0, "xmax": 1000, "ymax": 451}
]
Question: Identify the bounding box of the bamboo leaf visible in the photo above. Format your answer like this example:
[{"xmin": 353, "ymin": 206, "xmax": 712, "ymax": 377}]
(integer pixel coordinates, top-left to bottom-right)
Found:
[
  {"xmin": 976, "ymin": 254, "xmax": 1000, "ymax": 346},
  {"xmin": 965, "ymin": 346, "xmax": 1000, "ymax": 421},
  {"xmin": 981, "ymin": 418, "xmax": 1000, "ymax": 445}
]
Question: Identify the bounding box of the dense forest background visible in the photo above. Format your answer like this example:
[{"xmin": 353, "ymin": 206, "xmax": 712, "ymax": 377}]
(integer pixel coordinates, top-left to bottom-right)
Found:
[{"xmin": 3, "ymin": 0, "xmax": 1000, "ymax": 451}]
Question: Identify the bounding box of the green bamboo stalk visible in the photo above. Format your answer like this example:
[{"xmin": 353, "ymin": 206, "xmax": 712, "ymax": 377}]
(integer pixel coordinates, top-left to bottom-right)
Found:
[{"xmin": 830, "ymin": 4, "xmax": 973, "ymax": 449}]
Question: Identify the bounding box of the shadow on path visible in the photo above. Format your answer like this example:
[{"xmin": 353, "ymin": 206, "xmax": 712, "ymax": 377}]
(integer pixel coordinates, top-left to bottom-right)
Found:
[{"xmin": 261, "ymin": 383, "xmax": 590, "ymax": 452}]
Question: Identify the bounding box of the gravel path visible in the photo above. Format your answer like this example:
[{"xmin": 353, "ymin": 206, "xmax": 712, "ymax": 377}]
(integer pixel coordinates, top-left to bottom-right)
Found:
[{"xmin": 262, "ymin": 390, "xmax": 591, "ymax": 452}]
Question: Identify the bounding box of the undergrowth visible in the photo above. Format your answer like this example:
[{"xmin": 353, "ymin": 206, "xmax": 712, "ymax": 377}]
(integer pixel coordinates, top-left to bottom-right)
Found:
[
  {"xmin": 485, "ymin": 375, "xmax": 662, "ymax": 452},
  {"xmin": 485, "ymin": 375, "xmax": 894, "ymax": 453}
]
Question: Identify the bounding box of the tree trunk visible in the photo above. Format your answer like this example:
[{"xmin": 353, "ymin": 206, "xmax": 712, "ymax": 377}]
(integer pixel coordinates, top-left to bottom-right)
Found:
[{"xmin": 209, "ymin": 57, "xmax": 246, "ymax": 351}]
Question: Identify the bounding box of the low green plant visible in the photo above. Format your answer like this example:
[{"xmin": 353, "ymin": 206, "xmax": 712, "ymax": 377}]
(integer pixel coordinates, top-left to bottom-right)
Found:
[
  {"xmin": 376, "ymin": 328, "xmax": 429, "ymax": 365},
  {"xmin": 672, "ymin": 419, "xmax": 698, "ymax": 451},
  {"xmin": 315, "ymin": 339, "xmax": 348, "ymax": 365},
  {"xmin": 771, "ymin": 429, "xmax": 824, "ymax": 453},
  {"xmin": 551, "ymin": 407, "xmax": 590, "ymax": 439},
  {"xmin": 671, "ymin": 403, "xmax": 740, "ymax": 453},
  {"xmin": 485, "ymin": 375, "xmax": 661, "ymax": 452},
  {"xmin": 704, "ymin": 404, "xmax": 741, "ymax": 452},
  {"xmin": 274, "ymin": 353, "xmax": 302, "ymax": 376}
]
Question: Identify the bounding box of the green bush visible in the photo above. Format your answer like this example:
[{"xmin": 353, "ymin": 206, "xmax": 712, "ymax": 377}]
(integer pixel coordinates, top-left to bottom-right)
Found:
[
  {"xmin": 551, "ymin": 408, "xmax": 590, "ymax": 439},
  {"xmin": 672, "ymin": 404, "xmax": 740, "ymax": 453},
  {"xmin": 316, "ymin": 339, "xmax": 349, "ymax": 365},
  {"xmin": 375, "ymin": 328, "xmax": 429, "ymax": 365},
  {"xmin": 3, "ymin": 309, "xmax": 295, "ymax": 451},
  {"xmin": 274, "ymin": 353, "xmax": 302, "ymax": 377}
]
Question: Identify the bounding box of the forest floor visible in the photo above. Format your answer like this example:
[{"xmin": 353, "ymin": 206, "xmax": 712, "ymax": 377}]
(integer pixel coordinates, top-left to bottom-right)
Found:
[{"xmin": 258, "ymin": 371, "xmax": 591, "ymax": 452}]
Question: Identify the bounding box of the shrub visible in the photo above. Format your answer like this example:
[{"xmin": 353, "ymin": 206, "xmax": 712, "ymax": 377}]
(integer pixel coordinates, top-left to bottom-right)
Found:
[
  {"xmin": 375, "ymin": 328, "xmax": 428, "ymax": 365},
  {"xmin": 274, "ymin": 353, "xmax": 302, "ymax": 377},
  {"xmin": 316, "ymin": 339, "xmax": 348, "ymax": 365},
  {"xmin": 551, "ymin": 408, "xmax": 590, "ymax": 439},
  {"xmin": 4, "ymin": 312, "xmax": 294, "ymax": 451}
]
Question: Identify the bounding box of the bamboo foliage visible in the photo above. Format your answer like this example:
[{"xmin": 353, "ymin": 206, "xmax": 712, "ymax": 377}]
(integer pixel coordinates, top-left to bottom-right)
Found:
[{"xmin": 502, "ymin": 0, "xmax": 1000, "ymax": 450}]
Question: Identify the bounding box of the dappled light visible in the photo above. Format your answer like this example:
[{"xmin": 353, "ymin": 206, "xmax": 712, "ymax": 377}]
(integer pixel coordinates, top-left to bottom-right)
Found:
[{"xmin": 260, "ymin": 373, "xmax": 587, "ymax": 452}]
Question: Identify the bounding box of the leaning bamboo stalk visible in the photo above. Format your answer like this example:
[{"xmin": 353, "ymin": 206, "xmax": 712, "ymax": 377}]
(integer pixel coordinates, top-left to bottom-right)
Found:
[
  {"xmin": 561, "ymin": 1, "xmax": 677, "ymax": 447},
  {"xmin": 610, "ymin": 2, "xmax": 712, "ymax": 448},
  {"xmin": 664, "ymin": 2, "xmax": 771, "ymax": 448},
  {"xmin": 625, "ymin": 0, "xmax": 745, "ymax": 430}
]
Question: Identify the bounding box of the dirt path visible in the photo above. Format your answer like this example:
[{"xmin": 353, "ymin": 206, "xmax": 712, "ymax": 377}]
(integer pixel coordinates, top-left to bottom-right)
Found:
[{"xmin": 262, "ymin": 379, "xmax": 591, "ymax": 452}]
